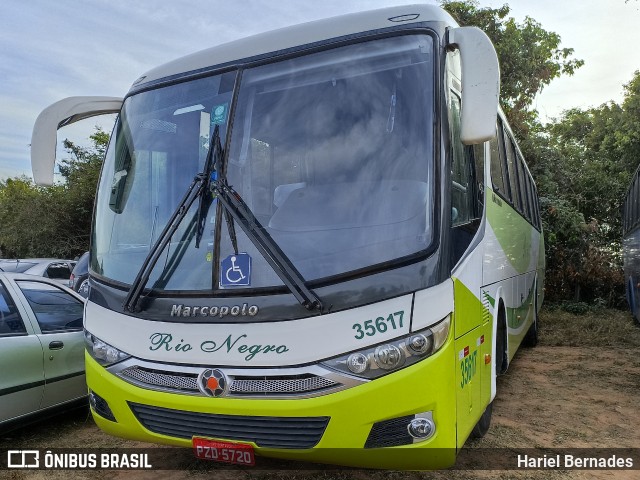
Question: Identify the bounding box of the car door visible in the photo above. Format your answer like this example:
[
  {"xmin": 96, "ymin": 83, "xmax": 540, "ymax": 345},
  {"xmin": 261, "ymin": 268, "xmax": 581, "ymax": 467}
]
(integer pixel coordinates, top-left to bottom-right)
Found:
[
  {"xmin": 13, "ymin": 279, "xmax": 86, "ymax": 410},
  {"xmin": 0, "ymin": 278, "xmax": 45, "ymax": 424}
]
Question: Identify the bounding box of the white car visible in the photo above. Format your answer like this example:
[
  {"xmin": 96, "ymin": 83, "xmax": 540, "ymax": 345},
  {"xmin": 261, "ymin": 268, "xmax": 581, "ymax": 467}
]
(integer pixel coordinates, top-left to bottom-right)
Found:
[
  {"xmin": 0, "ymin": 273, "xmax": 86, "ymax": 431},
  {"xmin": 0, "ymin": 259, "xmax": 77, "ymax": 285}
]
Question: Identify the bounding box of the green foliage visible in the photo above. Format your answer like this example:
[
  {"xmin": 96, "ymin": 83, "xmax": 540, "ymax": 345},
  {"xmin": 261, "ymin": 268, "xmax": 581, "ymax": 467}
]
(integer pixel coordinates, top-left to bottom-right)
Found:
[
  {"xmin": 441, "ymin": 1, "xmax": 635, "ymax": 308},
  {"xmin": 559, "ymin": 302, "xmax": 591, "ymax": 315},
  {"xmin": 535, "ymin": 73, "xmax": 640, "ymax": 307},
  {"xmin": 0, "ymin": 129, "xmax": 108, "ymax": 259},
  {"xmin": 441, "ymin": 0, "xmax": 583, "ymax": 138}
]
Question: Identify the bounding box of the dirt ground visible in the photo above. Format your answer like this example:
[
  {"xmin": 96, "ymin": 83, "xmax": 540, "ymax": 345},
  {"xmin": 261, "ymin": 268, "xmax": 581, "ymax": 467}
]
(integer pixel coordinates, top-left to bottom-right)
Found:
[{"xmin": 2, "ymin": 308, "xmax": 639, "ymax": 480}]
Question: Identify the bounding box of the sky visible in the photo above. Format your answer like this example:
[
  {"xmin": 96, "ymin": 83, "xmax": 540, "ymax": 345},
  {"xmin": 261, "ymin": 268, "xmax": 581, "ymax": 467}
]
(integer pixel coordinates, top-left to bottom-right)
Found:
[{"xmin": 1, "ymin": 0, "xmax": 639, "ymax": 181}]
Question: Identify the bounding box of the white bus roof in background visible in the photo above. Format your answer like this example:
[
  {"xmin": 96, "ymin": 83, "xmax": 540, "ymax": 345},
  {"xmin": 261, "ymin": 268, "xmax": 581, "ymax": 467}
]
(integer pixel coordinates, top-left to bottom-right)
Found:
[{"xmin": 136, "ymin": 4, "xmax": 457, "ymax": 88}]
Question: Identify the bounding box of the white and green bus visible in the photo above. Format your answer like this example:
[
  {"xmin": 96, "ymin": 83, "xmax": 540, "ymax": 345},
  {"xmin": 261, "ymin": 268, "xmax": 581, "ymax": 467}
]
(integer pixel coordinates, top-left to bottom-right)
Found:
[{"xmin": 31, "ymin": 3, "xmax": 544, "ymax": 469}]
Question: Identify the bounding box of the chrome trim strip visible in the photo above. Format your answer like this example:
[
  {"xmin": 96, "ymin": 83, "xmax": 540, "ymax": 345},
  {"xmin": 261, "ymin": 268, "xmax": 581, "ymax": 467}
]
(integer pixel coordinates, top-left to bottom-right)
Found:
[{"xmin": 108, "ymin": 357, "xmax": 367, "ymax": 399}]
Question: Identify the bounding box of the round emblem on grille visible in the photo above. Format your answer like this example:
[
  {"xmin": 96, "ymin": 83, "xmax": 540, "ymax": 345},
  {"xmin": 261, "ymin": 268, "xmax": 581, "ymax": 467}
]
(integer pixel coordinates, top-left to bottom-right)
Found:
[{"xmin": 197, "ymin": 368, "xmax": 229, "ymax": 397}]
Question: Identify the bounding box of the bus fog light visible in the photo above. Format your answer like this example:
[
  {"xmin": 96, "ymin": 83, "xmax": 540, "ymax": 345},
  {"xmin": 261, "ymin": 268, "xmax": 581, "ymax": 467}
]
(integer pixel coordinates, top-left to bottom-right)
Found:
[
  {"xmin": 346, "ymin": 353, "xmax": 369, "ymax": 374},
  {"xmin": 407, "ymin": 333, "xmax": 433, "ymax": 355},
  {"xmin": 89, "ymin": 390, "xmax": 116, "ymax": 422},
  {"xmin": 408, "ymin": 417, "xmax": 435, "ymax": 439},
  {"xmin": 374, "ymin": 344, "xmax": 404, "ymax": 370}
]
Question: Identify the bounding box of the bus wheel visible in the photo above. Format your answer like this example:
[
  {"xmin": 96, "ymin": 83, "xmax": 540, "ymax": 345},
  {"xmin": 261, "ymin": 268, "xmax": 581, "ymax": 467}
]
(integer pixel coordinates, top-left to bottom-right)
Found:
[
  {"xmin": 471, "ymin": 401, "xmax": 493, "ymax": 439},
  {"xmin": 522, "ymin": 290, "xmax": 539, "ymax": 348}
]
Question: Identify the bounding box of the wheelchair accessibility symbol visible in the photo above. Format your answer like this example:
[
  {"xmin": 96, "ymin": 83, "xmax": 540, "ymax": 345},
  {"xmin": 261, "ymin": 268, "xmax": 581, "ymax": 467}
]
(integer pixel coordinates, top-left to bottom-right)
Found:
[{"xmin": 220, "ymin": 253, "xmax": 251, "ymax": 287}]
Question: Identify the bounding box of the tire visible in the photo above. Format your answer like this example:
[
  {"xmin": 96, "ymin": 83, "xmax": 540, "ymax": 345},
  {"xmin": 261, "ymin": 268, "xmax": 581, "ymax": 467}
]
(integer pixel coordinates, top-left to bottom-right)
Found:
[{"xmin": 471, "ymin": 401, "xmax": 493, "ymax": 439}]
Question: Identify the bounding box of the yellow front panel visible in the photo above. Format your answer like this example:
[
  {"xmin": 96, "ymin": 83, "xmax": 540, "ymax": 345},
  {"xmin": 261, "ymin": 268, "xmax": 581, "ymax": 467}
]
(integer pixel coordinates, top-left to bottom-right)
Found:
[{"xmin": 87, "ymin": 337, "xmax": 459, "ymax": 470}]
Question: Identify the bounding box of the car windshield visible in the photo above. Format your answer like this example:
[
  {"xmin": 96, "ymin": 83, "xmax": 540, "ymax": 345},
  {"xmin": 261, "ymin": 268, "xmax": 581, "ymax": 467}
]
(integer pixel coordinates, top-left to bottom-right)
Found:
[
  {"xmin": 0, "ymin": 261, "xmax": 37, "ymax": 273},
  {"xmin": 92, "ymin": 34, "xmax": 436, "ymax": 292}
]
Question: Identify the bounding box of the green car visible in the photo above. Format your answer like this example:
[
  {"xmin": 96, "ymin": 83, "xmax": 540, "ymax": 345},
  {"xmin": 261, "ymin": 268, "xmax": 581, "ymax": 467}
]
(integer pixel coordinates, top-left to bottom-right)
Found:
[{"xmin": 0, "ymin": 273, "xmax": 86, "ymax": 432}]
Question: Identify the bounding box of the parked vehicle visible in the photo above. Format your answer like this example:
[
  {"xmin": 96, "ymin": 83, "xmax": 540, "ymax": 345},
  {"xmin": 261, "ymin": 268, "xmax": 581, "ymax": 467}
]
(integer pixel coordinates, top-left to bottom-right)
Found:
[
  {"xmin": 0, "ymin": 273, "xmax": 86, "ymax": 432},
  {"xmin": 69, "ymin": 252, "xmax": 90, "ymax": 298},
  {"xmin": 30, "ymin": 3, "xmax": 543, "ymax": 469},
  {"xmin": 0, "ymin": 259, "xmax": 76, "ymax": 285}
]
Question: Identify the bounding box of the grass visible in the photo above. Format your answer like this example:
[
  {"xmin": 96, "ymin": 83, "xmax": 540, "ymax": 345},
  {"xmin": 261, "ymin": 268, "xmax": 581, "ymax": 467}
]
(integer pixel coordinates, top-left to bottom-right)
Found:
[{"xmin": 538, "ymin": 307, "xmax": 640, "ymax": 347}]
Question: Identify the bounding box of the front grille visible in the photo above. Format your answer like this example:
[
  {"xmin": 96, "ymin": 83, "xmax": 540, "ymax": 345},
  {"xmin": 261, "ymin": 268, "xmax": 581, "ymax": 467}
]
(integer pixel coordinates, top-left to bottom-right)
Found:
[
  {"xmin": 365, "ymin": 415, "xmax": 414, "ymax": 448},
  {"xmin": 119, "ymin": 367, "xmax": 339, "ymax": 397},
  {"xmin": 129, "ymin": 403, "xmax": 329, "ymax": 449},
  {"xmin": 230, "ymin": 375, "xmax": 336, "ymax": 395},
  {"xmin": 120, "ymin": 367, "xmax": 199, "ymax": 392}
]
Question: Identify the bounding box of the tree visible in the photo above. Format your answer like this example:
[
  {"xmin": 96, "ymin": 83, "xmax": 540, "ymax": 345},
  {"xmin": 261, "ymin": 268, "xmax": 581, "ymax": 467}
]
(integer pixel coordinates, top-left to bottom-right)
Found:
[
  {"xmin": 0, "ymin": 129, "xmax": 108, "ymax": 259},
  {"xmin": 57, "ymin": 129, "xmax": 110, "ymax": 253},
  {"xmin": 440, "ymin": 1, "xmax": 635, "ymax": 307},
  {"xmin": 441, "ymin": 1, "xmax": 583, "ymax": 140},
  {"xmin": 532, "ymin": 72, "xmax": 640, "ymax": 306}
]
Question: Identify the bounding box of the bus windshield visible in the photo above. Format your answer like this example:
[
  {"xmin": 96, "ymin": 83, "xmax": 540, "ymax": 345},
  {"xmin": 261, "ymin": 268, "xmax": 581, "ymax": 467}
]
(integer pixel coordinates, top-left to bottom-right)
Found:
[{"xmin": 92, "ymin": 34, "xmax": 436, "ymax": 292}]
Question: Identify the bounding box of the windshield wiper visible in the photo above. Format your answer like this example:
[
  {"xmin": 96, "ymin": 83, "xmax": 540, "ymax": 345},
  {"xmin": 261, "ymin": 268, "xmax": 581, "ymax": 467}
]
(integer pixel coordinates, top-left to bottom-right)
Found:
[
  {"xmin": 123, "ymin": 126, "xmax": 222, "ymax": 313},
  {"xmin": 123, "ymin": 124, "xmax": 322, "ymax": 313},
  {"xmin": 195, "ymin": 125, "xmax": 222, "ymax": 248},
  {"xmin": 211, "ymin": 175, "xmax": 323, "ymax": 311}
]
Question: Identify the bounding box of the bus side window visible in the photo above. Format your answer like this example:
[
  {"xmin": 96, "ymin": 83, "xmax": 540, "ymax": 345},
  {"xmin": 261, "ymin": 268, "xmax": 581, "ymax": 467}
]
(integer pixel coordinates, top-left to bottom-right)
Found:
[
  {"xmin": 489, "ymin": 131, "xmax": 505, "ymax": 197},
  {"xmin": 528, "ymin": 174, "xmax": 539, "ymax": 229},
  {"xmin": 517, "ymin": 154, "xmax": 532, "ymax": 222},
  {"xmin": 449, "ymin": 93, "xmax": 478, "ymax": 227},
  {"xmin": 473, "ymin": 142, "xmax": 485, "ymax": 214},
  {"xmin": 495, "ymin": 118, "xmax": 512, "ymax": 202},
  {"xmin": 449, "ymin": 90, "xmax": 483, "ymax": 266},
  {"xmin": 503, "ymin": 132, "xmax": 522, "ymax": 212}
]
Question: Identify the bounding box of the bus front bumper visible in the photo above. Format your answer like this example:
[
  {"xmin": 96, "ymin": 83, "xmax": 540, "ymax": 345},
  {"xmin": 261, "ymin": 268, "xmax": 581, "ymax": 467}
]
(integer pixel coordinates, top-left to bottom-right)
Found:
[{"xmin": 86, "ymin": 341, "xmax": 457, "ymax": 470}]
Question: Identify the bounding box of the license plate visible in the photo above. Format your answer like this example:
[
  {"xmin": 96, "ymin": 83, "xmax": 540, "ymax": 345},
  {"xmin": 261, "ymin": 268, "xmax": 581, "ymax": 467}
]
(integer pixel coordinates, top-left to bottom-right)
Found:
[{"xmin": 192, "ymin": 437, "xmax": 255, "ymax": 466}]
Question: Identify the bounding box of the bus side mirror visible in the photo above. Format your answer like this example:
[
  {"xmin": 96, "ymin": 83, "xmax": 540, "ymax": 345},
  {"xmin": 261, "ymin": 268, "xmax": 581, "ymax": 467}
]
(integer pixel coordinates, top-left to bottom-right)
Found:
[
  {"xmin": 31, "ymin": 96, "xmax": 123, "ymax": 185},
  {"xmin": 447, "ymin": 27, "xmax": 500, "ymax": 145}
]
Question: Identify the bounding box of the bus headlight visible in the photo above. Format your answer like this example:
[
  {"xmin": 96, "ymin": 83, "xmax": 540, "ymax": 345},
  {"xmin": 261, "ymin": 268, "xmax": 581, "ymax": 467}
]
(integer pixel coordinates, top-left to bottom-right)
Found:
[
  {"xmin": 374, "ymin": 344, "xmax": 404, "ymax": 370},
  {"xmin": 84, "ymin": 329, "xmax": 131, "ymax": 366},
  {"xmin": 321, "ymin": 316, "xmax": 450, "ymax": 379},
  {"xmin": 346, "ymin": 352, "xmax": 369, "ymax": 374},
  {"xmin": 407, "ymin": 333, "xmax": 433, "ymax": 355}
]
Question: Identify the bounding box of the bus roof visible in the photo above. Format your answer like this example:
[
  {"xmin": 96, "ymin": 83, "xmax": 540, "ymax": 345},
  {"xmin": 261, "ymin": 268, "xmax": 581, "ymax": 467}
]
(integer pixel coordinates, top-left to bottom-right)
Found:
[{"xmin": 135, "ymin": 3, "xmax": 457, "ymax": 89}]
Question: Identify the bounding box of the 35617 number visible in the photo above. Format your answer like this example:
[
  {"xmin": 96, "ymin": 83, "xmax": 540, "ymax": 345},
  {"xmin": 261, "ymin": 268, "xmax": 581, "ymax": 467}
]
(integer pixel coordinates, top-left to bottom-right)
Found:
[
  {"xmin": 460, "ymin": 350, "xmax": 477, "ymax": 388},
  {"xmin": 352, "ymin": 311, "xmax": 404, "ymax": 339}
]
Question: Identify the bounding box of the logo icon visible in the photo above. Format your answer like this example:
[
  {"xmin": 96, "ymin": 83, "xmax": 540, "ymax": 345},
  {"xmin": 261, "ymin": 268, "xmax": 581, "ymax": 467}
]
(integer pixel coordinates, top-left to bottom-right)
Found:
[
  {"xmin": 7, "ymin": 450, "xmax": 39, "ymax": 468},
  {"xmin": 220, "ymin": 253, "xmax": 251, "ymax": 287},
  {"xmin": 197, "ymin": 368, "xmax": 229, "ymax": 397},
  {"xmin": 211, "ymin": 103, "xmax": 228, "ymax": 126}
]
